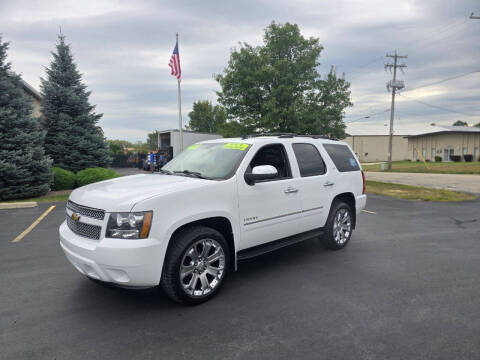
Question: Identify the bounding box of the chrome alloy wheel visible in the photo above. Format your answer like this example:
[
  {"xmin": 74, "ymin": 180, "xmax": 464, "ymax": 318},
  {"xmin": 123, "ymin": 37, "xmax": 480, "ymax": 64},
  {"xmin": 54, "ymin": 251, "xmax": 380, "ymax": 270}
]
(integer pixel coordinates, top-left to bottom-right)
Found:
[
  {"xmin": 332, "ymin": 208, "xmax": 352, "ymax": 245},
  {"xmin": 180, "ymin": 239, "xmax": 226, "ymax": 297}
]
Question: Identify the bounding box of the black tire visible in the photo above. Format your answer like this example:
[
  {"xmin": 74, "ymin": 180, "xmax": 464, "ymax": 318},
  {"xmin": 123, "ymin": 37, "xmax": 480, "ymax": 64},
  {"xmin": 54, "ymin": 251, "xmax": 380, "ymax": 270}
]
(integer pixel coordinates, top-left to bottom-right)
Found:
[
  {"xmin": 321, "ymin": 201, "xmax": 354, "ymax": 250},
  {"xmin": 161, "ymin": 226, "xmax": 230, "ymax": 305}
]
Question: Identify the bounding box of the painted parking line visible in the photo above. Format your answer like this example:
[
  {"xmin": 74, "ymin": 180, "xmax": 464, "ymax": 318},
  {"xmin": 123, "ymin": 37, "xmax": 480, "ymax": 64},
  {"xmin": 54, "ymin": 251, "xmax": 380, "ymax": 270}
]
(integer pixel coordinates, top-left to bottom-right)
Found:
[
  {"xmin": 12, "ymin": 205, "xmax": 56, "ymax": 243},
  {"xmin": 362, "ymin": 210, "xmax": 377, "ymax": 214}
]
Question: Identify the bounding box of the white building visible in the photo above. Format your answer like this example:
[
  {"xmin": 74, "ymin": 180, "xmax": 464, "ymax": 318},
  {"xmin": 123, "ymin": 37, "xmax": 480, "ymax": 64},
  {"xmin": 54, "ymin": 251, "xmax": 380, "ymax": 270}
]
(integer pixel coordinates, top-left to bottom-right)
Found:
[{"xmin": 157, "ymin": 129, "xmax": 222, "ymax": 157}]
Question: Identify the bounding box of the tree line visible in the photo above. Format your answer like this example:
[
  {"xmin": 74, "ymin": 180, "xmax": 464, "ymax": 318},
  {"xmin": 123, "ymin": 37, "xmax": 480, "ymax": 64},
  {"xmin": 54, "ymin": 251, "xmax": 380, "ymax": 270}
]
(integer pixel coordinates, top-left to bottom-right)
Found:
[{"xmin": 0, "ymin": 34, "xmax": 109, "ymax": 200}]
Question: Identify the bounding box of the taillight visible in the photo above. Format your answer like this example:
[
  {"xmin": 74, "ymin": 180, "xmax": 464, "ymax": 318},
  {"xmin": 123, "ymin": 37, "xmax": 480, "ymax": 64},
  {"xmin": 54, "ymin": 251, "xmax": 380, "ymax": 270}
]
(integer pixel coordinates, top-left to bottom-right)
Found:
[{"xmin": 361, "ymin": 170, "xmax": 366, "ymax": 194}]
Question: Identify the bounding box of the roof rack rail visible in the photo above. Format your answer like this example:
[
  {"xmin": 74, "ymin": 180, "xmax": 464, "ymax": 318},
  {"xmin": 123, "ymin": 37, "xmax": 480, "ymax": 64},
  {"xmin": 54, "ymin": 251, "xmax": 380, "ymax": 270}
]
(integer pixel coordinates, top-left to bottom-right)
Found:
[
  {"xmin": 241, "ymin": 133, "xmax": 337, "ymax": 141},
  {"xmin": 241, "ymin": 133, "xmax": 295, "ymax": 139},
  {"xmin": 295, "ymin": 134, "xmax": 338, "ymax": 141}
]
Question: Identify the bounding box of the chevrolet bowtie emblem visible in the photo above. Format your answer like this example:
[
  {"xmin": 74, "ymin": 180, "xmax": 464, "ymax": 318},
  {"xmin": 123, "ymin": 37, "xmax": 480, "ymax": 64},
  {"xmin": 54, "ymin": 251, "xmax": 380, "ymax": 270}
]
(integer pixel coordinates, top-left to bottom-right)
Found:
[{"xmin": 71, "ymin": 213, "xmax": 81, "ymax": 222}]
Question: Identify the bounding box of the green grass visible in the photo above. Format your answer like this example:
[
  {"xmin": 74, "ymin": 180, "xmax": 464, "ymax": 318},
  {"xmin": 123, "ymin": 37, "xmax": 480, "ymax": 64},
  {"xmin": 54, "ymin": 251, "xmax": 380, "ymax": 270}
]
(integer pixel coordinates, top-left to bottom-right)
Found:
[
  {"xmin": 366, "ymin": 180, "xmax": 476, "ymax": 202},
  {"xmin": 3, "ymin": 191, "xmax": 71, "ymax": 203},
  {"xmin": 362, "ymin": 161, "xmax": 480, "ymax": 174}
]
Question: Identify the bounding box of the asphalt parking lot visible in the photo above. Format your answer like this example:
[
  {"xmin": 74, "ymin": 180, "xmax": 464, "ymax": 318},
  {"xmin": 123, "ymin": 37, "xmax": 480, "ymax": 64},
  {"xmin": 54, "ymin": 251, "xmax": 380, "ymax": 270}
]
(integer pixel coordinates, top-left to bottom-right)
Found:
[{"xmin": 1, "ymin": 195, "xmax": 479, "ymax": 360}]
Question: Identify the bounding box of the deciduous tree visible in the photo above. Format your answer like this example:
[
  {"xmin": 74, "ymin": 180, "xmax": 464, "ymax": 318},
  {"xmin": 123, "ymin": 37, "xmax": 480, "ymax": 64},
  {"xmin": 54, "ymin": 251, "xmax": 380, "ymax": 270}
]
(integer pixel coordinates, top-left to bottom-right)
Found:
[
  {"xmin": 187, "ymin": 100, "xmax": 227, "ymax": 133},
  {"xmin": 146, "ymin": 131, "xmax": 159, "ymax": 151},
  {"xmin": 216, "ymin": 22, "xmax": 352, "ymax": 138}
]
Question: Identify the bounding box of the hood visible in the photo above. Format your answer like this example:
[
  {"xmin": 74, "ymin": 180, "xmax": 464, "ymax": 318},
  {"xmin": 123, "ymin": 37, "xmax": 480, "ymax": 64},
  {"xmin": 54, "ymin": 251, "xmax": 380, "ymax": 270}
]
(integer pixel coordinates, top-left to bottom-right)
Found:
[{"xmin": 69, "ymin": 174, "xmax": 211, "ymax": 212}]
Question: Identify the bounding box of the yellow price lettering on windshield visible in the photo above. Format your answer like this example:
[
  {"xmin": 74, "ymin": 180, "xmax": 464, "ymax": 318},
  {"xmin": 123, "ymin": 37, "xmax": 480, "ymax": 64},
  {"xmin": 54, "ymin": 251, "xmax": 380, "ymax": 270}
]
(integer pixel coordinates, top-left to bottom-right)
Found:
[
  {"xmin": 223, "ymin": 143, "xmax": 249, "ymax": 150},
  {"xmin": 187, "ymin": 144, "xmax": 200, "ymax": 150}
]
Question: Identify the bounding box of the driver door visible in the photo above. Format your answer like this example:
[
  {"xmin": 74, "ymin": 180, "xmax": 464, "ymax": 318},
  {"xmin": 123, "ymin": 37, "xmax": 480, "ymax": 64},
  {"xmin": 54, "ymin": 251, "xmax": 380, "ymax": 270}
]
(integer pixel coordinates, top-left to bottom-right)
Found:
[{"xmin": 237, "ymin": 144, "xmax": 301, "ymax": 250}]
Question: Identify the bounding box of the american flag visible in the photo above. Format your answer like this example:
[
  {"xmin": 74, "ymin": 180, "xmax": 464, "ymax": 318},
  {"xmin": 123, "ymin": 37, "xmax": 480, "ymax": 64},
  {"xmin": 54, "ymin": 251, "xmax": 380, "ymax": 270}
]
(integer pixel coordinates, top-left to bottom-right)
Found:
[{"xmin": 168, "ymin": 41, "xmax": 181, "ymax": 80}]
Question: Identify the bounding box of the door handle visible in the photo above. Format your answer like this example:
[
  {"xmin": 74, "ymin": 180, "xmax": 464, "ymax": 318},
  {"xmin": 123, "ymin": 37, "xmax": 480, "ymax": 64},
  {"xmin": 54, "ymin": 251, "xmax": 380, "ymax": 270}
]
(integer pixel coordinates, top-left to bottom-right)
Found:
[
  {"xmin": 284, "ymin": 187, "xmax": 298, "ymax": 194},
  {"xmin": 323, "ymin": 181, "xmax": 335, "ymax": 187}
]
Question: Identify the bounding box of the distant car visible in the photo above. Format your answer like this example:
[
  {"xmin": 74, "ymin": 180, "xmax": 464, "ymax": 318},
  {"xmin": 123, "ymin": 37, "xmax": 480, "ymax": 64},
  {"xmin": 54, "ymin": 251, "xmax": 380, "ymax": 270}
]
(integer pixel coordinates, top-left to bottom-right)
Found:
[{"xmin": 60, "ymin": 135, "xmax": 366, "ymax": 305}]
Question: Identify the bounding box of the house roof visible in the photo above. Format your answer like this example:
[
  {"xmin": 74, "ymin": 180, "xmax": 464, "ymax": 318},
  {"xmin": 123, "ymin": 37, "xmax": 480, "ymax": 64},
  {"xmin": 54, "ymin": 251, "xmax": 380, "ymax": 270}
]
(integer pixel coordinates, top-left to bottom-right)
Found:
[
  {"xmin": 345, "ymin": 123, "xmax": 480, "ymax": 137},
  {"xmin": 406, "ymin": 125, "xmax": 480, "ymax": 137},
  {"xmin": 20, "ymin": 79, "xmax": 42, "ymax": 101},
  {"xmin": 7, "ymin": 71, "xmax": 42, "ymax": 101}
]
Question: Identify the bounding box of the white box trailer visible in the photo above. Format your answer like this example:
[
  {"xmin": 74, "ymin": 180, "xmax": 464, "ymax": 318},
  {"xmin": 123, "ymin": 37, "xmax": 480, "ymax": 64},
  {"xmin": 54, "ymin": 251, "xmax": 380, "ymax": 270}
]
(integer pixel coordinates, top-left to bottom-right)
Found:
[{"xmin": 157, "ymin": 129, "xmax": 222, "ymax": 157}]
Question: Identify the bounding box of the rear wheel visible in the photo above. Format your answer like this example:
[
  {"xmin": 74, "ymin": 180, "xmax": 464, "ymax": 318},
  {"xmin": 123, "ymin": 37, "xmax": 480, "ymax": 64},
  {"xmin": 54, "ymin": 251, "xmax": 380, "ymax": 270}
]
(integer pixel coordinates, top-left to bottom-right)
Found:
[
  {"xmin": 161, "ymin": 226, "xmax": 229, "ymax": 305},
  {"xmin": 321, "ymin": 201, "xmax": 353, "ymax": 250}
]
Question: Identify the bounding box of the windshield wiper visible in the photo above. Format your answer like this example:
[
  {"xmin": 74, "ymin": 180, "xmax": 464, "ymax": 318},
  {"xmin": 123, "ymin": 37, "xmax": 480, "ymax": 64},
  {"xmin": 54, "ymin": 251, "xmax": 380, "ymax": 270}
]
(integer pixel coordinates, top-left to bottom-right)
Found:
[
  {"xmin": 158, "ymin": 169, "xmax": 173, "ymax": 175},
  {"xmin": 173, "ymin": 170, "xmax": 213, "ymax": 180}
]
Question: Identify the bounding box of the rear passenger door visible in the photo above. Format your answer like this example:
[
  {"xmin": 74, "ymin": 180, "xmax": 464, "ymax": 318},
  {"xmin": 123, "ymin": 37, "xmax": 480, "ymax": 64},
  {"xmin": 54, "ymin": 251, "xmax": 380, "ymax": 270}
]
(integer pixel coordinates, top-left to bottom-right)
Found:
[{"xmin": 292, "ymin": 143, "xmax": 332, "ymax": 231}]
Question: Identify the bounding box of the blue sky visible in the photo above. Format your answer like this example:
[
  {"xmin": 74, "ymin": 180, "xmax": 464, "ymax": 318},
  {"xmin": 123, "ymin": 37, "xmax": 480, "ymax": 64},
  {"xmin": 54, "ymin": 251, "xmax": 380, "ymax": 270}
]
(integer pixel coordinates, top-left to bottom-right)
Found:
[{"xmin": 1, "ymin": 0, "xmax": 479, "ymax": 141}]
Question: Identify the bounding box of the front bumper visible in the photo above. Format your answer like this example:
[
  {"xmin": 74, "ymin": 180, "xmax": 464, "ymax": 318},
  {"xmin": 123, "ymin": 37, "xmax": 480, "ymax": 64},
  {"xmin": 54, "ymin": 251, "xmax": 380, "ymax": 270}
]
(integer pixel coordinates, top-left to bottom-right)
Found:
[{"xmin": 59, "ymin": 221, "xmax": 163, "ymax": 287}]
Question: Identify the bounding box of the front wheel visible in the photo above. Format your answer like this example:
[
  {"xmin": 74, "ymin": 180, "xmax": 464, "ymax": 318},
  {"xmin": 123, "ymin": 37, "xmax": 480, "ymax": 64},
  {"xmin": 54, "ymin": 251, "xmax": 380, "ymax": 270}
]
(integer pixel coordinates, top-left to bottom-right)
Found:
[
  {"xmin": 321, "ymin": 201, "xmax": 353, "ymax": 250},
  {"xmin": 161, "ymin": 226, "xmax": 229, "ymax": 305}
]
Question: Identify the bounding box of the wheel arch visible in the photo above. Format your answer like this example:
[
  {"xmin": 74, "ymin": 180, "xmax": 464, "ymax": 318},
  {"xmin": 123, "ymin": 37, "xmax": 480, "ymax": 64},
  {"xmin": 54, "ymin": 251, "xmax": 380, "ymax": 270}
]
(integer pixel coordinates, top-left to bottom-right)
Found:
[
  {"xmin": 165, "ymin": 216, "xmax": 237, "ymax": 272},
  {"xmin": 330, "ymin": 192, "xmax": 356, "ymax": 229}
]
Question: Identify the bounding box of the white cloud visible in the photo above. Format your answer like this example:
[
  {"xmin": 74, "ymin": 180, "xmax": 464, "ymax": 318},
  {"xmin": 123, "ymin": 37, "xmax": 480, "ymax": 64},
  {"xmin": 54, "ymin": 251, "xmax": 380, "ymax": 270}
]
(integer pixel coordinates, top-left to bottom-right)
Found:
[
  {"xmin": 1, "ymin": 0, "xmax": 478, "ymax": 142},
  {"xmin": 2, "ymin": 0, "xmax": 141, "ymax": 22}
]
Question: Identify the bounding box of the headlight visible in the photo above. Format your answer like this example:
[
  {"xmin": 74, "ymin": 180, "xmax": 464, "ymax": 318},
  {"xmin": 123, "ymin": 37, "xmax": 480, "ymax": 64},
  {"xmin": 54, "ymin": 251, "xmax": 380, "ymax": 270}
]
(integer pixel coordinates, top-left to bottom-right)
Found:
[{"xmin": 106, "ymin": 211, "xmax": 153, "ymax": 239}]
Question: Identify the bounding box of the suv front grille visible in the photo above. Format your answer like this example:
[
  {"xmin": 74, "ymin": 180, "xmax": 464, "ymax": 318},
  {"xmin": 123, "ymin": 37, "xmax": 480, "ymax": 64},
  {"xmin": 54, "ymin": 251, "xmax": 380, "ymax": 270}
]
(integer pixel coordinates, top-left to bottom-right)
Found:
[
  {"xmin": 67, "ymin": 200, "xmax": 105, "ymax": 220},
  {"xmin": 66, "ymin": 215, "xmax": 101, "ymax": 240}
]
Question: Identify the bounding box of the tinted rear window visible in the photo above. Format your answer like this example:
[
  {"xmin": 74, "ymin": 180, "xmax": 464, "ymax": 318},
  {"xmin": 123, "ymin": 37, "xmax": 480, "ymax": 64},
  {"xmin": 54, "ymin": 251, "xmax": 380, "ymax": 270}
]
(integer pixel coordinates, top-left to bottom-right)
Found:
[
  {"xmin": 292, "ymin": 143, "xmax": 326, "ymax": 177},
  {"xmin": 323, "ymin": 144, "xmax": 360, "ymax": 172}
]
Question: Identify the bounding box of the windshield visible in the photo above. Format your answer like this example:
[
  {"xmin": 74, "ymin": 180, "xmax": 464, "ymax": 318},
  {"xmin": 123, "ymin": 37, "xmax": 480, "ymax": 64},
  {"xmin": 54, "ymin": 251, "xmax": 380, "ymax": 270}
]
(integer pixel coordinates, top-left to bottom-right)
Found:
[{"xmin": 161, "ymin": 142, "xmax": 251, "ymax": 180}]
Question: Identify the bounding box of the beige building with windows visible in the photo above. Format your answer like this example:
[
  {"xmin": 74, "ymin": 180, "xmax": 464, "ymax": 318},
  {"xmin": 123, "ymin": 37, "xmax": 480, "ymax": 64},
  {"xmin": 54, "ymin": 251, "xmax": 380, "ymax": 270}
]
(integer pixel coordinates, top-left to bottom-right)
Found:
[
  {"xmin": 407, "ymin": 127, "xmax": 480, "ymax": 162},
  {"xmin": 343, "ymin": 123, "xmax": 480, "ymax": 162}
]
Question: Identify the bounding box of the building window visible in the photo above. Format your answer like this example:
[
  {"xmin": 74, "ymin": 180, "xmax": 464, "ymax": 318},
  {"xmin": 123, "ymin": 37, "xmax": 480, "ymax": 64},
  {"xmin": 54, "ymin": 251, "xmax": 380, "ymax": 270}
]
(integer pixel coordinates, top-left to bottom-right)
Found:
[
  {"xmin": 463, "ymin": 147, "xmax": 467, "ymax": 155},
  {"xmin": 422, "ymin": 148, "xmax": 426, "ymax": 159},
  {"xmin": 431, "ymin": 148, "xmax": 435, "ymax": 159},
  {"xmin": 413, "ymin": 148, "xmax": 417, "ymax": 160},
  {"xmin": 474, "ymin": 147, "xmax": 479, "ymax": 161}
]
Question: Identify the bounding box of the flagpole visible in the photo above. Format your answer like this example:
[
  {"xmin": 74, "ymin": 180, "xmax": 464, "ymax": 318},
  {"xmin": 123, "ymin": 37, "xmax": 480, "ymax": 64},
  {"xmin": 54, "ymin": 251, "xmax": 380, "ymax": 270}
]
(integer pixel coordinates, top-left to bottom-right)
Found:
[{"xmin": 176, "ymin": 32, "xmax": 183, "ymax": 152}]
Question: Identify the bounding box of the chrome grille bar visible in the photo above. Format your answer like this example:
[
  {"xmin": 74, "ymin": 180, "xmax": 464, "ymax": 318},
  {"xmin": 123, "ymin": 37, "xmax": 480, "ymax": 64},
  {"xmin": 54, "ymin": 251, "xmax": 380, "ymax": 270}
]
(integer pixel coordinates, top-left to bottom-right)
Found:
[
  {"xmin": 66, "ymin": 200, "xmax": 105, "ymax": 220},
  {"xmin": 66, "ymin": 215, "xmax": 101, "ymax": 240}
]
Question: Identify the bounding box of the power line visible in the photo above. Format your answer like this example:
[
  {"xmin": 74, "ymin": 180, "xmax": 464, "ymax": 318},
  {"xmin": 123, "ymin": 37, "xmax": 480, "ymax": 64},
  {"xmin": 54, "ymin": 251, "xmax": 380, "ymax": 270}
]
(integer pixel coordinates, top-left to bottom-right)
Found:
[
  {"xmin": 404, "ymin": 70, "xmax": 480, "ymax": 93},
  {"xmin": 414, "ymin": 18, "xmax": 470, "ymax": 48},
  {"xmin": 398, "ymin": 93, "xmax": 479, "ymax": 117},
  {"xmin": 345, "ymin": 108, "xmax": 390, "ymax": 123},
  {"xmin": 346, "ymin": 56, "xmax": 384, "ymax": 79},
  {"xmin": 406, "ymin": 18, "xmax": 471, "ymax": 56}
]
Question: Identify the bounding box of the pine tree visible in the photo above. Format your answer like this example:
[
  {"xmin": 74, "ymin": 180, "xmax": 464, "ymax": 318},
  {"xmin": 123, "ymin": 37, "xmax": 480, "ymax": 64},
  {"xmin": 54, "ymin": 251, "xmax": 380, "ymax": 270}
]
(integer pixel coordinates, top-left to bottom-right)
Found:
[
  {"xmin": 41, "ymin": 34, "xmax": 110, "ymax": 172},
  {"xmin": 0, "ymin": 36, "xmax": 52, "ymax": 200}
]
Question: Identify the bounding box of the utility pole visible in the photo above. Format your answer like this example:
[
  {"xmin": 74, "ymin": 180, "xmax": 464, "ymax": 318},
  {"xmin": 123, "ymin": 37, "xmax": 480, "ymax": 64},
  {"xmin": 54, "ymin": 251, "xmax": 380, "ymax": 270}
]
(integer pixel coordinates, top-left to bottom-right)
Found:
[
  {"xmin": 470, "ymin": 12, "xmax": 480, "ymax": 19},
  {"xmin": 385, "ymin": 51, "xmax": 407, "ymax": 170}
]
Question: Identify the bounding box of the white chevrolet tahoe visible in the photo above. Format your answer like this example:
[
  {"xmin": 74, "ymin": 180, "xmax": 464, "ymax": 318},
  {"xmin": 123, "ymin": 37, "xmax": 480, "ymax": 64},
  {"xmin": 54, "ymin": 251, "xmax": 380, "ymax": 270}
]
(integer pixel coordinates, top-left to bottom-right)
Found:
[{"xmin": 60, "ymin": 135, "xmax": 366, "ymax": 305}]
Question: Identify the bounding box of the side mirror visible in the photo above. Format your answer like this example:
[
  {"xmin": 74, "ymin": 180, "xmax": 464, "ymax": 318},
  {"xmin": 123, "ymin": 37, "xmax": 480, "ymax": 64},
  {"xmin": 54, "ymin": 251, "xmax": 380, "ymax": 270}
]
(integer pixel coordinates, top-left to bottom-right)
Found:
[{"xmin": 244, "ymin": 165, "xmax": 278, "ymax": 185}]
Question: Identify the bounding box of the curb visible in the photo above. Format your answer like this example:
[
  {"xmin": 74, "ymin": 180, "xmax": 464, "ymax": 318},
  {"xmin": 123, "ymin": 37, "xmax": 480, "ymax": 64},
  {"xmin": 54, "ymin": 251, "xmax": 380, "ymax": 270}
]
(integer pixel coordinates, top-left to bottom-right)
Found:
[{"xmin": 0, "ymin": 202, "xmax": 38, "ymax": 209}]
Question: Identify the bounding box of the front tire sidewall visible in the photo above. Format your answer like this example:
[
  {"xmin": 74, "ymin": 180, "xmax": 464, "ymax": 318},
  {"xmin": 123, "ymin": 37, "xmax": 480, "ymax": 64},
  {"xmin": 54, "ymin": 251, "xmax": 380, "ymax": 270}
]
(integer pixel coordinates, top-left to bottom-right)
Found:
[{"xmin": 161, "ymin": 227, "xmax": 229, "ymax": 305}]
